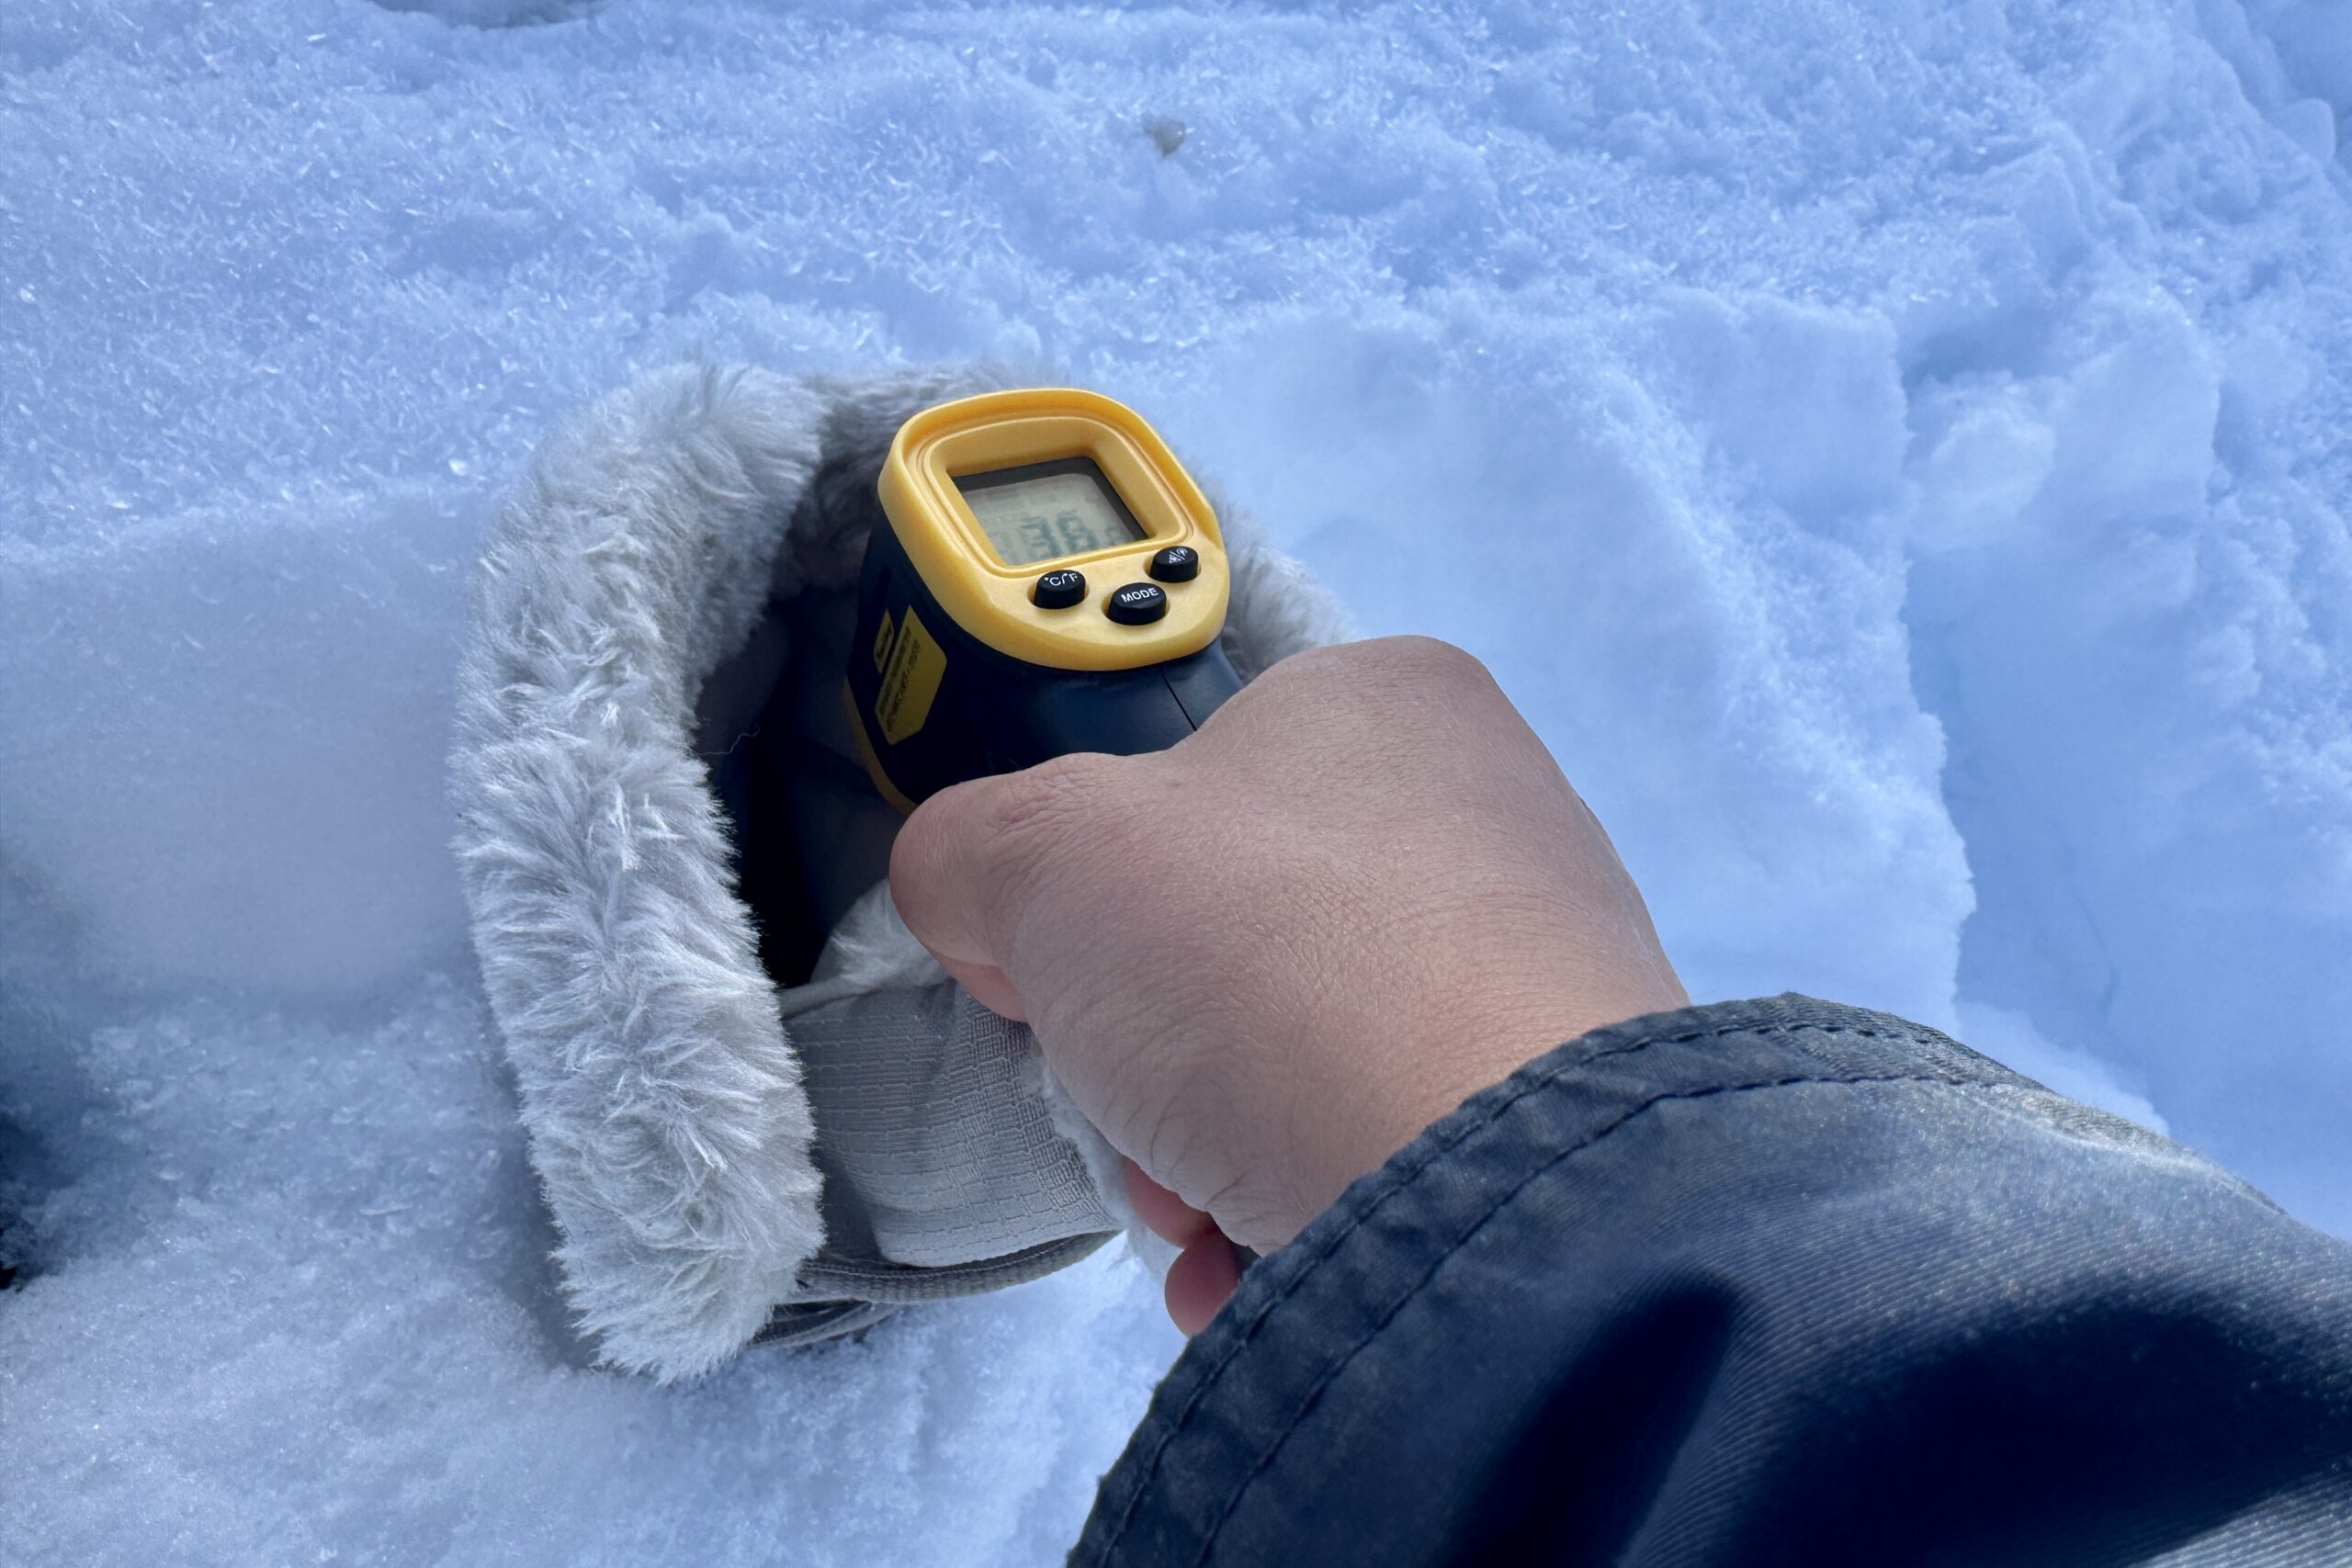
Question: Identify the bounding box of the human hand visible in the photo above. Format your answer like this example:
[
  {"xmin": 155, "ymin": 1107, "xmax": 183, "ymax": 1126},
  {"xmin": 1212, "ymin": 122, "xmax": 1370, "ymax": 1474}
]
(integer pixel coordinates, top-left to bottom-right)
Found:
[{"xmin": 888, "ymin": 637, "xmax": 1687, "ymax": 1332}]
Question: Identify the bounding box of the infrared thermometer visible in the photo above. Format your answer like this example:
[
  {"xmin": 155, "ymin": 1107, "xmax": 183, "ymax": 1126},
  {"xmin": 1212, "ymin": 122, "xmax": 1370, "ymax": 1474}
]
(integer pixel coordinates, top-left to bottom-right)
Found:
[{"xmin": 846, "ymin": 389, "xmax": 1242, "ymax": 808}]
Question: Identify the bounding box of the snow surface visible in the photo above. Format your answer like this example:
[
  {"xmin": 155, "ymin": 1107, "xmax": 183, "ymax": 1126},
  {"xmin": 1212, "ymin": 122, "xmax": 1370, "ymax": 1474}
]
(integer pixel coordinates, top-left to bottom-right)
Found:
[{"xmin": 3, "ymin": 0, "xmax": 2349, "ymax": 1561}]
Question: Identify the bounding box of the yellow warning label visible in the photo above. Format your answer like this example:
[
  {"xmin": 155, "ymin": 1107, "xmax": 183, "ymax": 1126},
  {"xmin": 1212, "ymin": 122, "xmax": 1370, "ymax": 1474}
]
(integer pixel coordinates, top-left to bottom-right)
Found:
[
  {"xmin": 872, "ymin": 608, "xmax": 898, "ymax": 673},
  {"xmin": 875, "ymin": 608, "xmax": 947, "ymax": 746}
]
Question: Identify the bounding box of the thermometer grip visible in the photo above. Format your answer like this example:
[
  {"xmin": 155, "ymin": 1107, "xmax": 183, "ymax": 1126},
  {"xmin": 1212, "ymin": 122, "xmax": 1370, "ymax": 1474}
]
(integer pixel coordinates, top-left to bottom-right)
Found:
[{"xmin": 1011, "ymin": 640, "xmax": 1242, "ymax": 767}]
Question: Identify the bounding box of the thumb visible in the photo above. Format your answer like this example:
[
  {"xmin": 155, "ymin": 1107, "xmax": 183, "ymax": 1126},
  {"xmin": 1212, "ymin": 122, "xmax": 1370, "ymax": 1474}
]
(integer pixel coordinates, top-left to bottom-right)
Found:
[{"xmin": 886, "ymin": 754, "xmax": 1122, "ymax": 1022}]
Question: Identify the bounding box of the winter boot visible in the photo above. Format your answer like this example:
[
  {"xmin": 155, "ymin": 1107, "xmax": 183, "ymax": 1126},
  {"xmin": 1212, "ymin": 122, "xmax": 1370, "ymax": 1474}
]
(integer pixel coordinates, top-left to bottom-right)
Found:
[{"xmin": 450, "ymin": 363, "xmax": 1344, "ymax": 1379}]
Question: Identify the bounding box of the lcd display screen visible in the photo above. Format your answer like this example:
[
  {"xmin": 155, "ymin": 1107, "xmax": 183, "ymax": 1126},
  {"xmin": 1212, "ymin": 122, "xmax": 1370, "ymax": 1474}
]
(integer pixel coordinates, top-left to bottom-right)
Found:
[{"xmin": 955, "ymin": 457, "xmax": 1147, "ymax": 567}]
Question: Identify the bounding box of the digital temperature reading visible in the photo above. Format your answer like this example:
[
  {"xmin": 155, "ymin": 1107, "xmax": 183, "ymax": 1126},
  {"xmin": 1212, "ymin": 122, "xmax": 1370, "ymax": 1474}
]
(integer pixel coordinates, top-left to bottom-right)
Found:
[{"xmin": 956, "ymin": 457, "xmax": 1147, "ymax": 566}]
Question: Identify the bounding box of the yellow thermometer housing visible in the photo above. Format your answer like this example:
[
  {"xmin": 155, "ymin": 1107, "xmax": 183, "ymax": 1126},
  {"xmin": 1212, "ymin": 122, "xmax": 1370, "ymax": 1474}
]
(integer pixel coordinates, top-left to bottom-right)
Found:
[{"xmin": 848, "ymin": 389, "xmax": 1243, "ymax": 807}]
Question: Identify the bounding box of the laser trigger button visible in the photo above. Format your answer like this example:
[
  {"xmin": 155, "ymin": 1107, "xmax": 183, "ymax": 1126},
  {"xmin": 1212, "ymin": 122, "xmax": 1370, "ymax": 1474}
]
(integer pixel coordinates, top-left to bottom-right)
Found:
[
  {"xmin": 1104, "ymin": 582, "xmax": 1169, "ymax": 625},
  {"xmin": 1031, "ymin": 569, "xmax": 1087, "ymax": 609},
  {"xmin": 1147, "ymin": 546, "xmax": 1200, "ymax": 583}
]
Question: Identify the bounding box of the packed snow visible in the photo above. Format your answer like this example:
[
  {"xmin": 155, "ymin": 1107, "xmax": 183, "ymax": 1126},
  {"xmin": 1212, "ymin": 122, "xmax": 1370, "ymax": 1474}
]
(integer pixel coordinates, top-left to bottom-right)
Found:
[{"xmin": 4, "ymin": 0, "xmax": 2348, "ymax": 1562}]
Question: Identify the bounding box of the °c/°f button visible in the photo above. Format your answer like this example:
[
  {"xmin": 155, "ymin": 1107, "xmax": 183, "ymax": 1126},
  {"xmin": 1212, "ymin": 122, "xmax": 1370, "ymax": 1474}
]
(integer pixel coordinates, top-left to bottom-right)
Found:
[
  {"xmin": 1031, "ymin": 569, "xmax": 1087, "ymax": 609},
  {"xmin": 1103, "ymin": 582, "xmax": 1169, "ymax": 625},
  {"xmin": 1147, "ymin": 545, "xmax": 1200, "ymax": 582}
]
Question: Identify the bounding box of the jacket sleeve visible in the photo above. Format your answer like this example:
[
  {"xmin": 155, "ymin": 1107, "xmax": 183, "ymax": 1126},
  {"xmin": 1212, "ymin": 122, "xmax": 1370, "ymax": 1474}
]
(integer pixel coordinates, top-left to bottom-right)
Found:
[{"xmin": 1072, "ymin": 996, "xmax": 2352, "ymax": 1567}]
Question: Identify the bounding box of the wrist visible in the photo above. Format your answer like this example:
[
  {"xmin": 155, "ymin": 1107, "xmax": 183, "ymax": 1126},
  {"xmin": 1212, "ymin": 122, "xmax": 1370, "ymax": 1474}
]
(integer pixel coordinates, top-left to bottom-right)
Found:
[{"xmin": 1276, "ymin": 984, "xmax": 1689, "ymax": 1242}]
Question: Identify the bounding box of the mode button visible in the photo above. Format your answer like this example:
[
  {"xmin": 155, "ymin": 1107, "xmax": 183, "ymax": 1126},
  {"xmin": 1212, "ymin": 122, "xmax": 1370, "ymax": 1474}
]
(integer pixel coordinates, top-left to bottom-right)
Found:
[{"xmin": 1104, "ymin": 582, "xmax": 1169, "ymax": 626}]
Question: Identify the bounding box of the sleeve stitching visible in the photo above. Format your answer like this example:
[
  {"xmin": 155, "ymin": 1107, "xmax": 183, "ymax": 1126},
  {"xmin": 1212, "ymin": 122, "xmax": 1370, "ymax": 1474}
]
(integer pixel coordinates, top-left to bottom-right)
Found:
[{"xmin": 1088, "ymin": 1016, "xmax": 1962, "ymax": 1555}]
